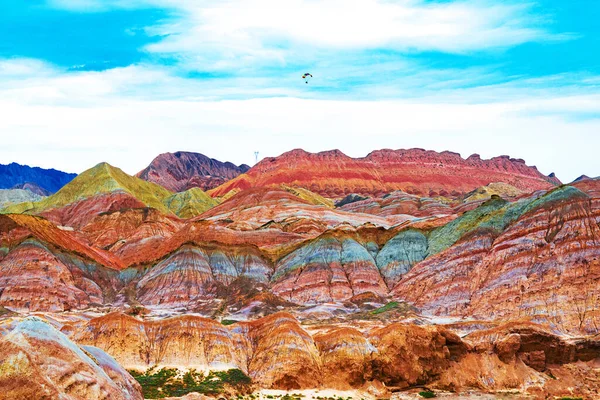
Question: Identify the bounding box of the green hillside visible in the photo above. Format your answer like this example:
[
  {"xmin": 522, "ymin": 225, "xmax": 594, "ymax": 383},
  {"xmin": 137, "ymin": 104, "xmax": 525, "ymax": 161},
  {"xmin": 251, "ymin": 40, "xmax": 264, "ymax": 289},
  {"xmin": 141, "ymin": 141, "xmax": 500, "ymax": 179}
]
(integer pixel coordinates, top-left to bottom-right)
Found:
[
  {"xmin": 4, "ymin": 163, "xmax": 174, "ymax": 214},
  {"xmin": 165, "ymin": 187, "xmax": 219, "ymax": 218}
]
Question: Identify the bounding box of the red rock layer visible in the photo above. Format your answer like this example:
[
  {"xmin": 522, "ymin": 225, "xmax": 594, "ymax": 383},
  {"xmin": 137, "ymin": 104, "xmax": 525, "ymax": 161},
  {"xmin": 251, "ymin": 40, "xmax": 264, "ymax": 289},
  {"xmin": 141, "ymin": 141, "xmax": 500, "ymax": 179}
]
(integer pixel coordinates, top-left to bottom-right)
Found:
[
  {"xmin": 210, "ymin": 149, "xmax": 557, "ymax": 198},
  {"xmin": 392, "ymin": 183, "xmax": 600, "ymax": 333},
  {"xmin": 339, "ymin": 191, "xmax": 452, "ymax": 218},
  {"xmin": 0, "ymin": 214, "xmax": 124, "ymax": 270},
  {"xmin": 271, "ymin": 236, "xmax": 388, "ymax": 304},
  {"xmin": 137, "ymin": 151, "xmax": 250, "ymax": 192},
  {"xmin": 40, "ymin": 192, "xmax": 147, "ymax": 229},
  {"xmin": 136, "ymin": 245, "xmax": 272, "ymax": 306},
  {"xmin": 0, "ymin": 241, "xmax": 99, "ymax": 312},
  {"xmin": 118, "ymin": 220, "xmax": 304, "ymax": 267},
  {"xmin": 200, "ymin": 187, "xmax": 402, "ymax": 230},
  {"xmin": 81, "ymin": 207, "xmax": 183, "ymax": 257}
]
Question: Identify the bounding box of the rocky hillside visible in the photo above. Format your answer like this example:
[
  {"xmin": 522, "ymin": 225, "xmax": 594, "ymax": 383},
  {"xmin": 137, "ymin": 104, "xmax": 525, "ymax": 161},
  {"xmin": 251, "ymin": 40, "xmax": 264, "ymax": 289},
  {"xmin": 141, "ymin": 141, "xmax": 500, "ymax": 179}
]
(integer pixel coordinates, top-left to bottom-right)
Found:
[
  {"xmin": 2, "ymin": 149, "xmax": 600, "ymax": 398},
  {"xmin": 210, "ymin": 149, "xmax": 559, "ymax": 198},
  {"xmin": 137, "ymin": 151, "xmax": 250, "ymax": 192}
]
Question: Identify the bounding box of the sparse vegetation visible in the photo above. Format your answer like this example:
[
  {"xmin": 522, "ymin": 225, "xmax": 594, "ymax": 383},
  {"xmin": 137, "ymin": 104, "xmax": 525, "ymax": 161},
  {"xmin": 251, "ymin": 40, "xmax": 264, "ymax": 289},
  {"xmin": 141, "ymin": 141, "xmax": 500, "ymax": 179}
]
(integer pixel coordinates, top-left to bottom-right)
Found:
[
  {"xmin": 128, "ymin": 367, "xmax": 252, "ymax": 399},
  {"xmin": 371, "ymin": 301, "xmax": 399, "ymax": 315},
  {"xmin": 221, "ymin": 319, "xmax": 238, "ymax": 326},
  {"xmin": 418, "ymin": 391, "xmax": 436, "ymax": 399}
]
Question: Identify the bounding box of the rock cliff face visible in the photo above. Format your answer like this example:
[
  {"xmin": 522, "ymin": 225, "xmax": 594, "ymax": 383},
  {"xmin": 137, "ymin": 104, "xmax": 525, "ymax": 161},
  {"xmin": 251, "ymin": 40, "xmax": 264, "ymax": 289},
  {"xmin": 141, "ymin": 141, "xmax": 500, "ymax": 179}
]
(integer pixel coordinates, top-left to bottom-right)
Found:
[
  {"xmin": 66, "ymin": 312, "xmax": 600, "ymax": 396},
  {"xmin": 137, "ymin": 151, "xmax": 250, "ymax": 192},
  {"xmin": 338, "ymin": 191, "xmax": 452, "ymax": 218},
  {"xmin": 0, "ymin": 240, "xmax": 99, "ymax": 312},
  {"xmin": 392, "ymin": 183, "xmax": 600, "ymax": 333},
  {"xmin": 136, "ymin": 245, "xmax": 272, "ymax": 306},
  {"xmin": 210, "ymin": 149, "xmax": 558, "ymax": 198},
  {"xmin": 272, "ymin": 235, "xmax": 388, "ymax": 304},
  {"xmin": 0, "ymin": 317, "xmax": 142, "ymax": 399}
]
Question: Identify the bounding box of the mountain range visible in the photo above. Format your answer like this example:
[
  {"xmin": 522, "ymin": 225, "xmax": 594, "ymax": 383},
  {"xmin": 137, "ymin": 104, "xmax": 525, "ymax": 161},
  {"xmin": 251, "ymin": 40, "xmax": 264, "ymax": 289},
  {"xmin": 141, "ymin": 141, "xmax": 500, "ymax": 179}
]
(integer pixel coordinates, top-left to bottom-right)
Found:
[
  {"xmin": 0, "ymin": 162, "xmax": 76, "ymax": 193},
  {"xmin": 1, "ymin": 148, "xmax": 599, "ymax": 399}
]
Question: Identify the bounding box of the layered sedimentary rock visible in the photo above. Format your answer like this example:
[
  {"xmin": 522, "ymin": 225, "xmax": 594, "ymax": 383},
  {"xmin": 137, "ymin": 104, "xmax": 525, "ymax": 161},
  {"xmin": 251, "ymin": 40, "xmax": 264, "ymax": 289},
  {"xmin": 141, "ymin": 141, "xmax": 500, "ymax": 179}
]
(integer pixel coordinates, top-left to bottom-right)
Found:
[
  {"xmin": 0, "ymin": 317, "xmax": 142, "ymax": 399},
  {"xmin": 375, "ymin": 229, "xmax": 428, "ymax": 287},
  {"xmin": 67, "ymin": 312, "xmax": 600, "ymax": 395},
  {"xmin": 201, "ymin": 187, "xmax": 402, "ymax": 231},
  {"xmin": 0, "ymin": 240, "xmax": 99, "ymax": 312},
  {"xmin": 314, "ymin": 327, "xmax": 374, "ymax": 388},
  {"xmin": 137, "ymin": 245, "xmax": 272, "ymax": 306},
  {"xmin": 462, "ymin": 182, "xmax": 525, "ymax": 203},
  {"xmin": 392, "ymin": 183, "xmax": 600, "ymax": 333},
  {"xmin": 338, "ymin": 191, "xmax": 452, "ymax": 218},
  {"xmin": 0, "ymin": 213, "xmax": 127, "ymax": 312},
  {"xmin": 3, "ymin": 162, "xmax": 173, "ymax": 216},
  {"xmin": 81, "ymin": 207, "xmax": 184, "ymax": 258},
  {"xmin": 164, "ymin": 187, "xmax": 219, "ymax": 219},
  {"xmin": 41, "ymin": 192, "xmax": 148, "ymax": 229},
  {"xmin": 246, "ymin": 313, "xmax": 322, "ymax": 389},
  {"xmin": 210, "ymin": 149, "xmax": 558, "ymax": 198},
  {"xmin": 0, "ymin": 213, "xmax": 124, "ymax": 270},
  {"xmin": 272, "ymin": 235, "xmax": 388, "ymax": 304},
  {"xmin": 137, "ymin": 151, "xmax": 250, "ymax": 192},
  {"xmin": 5, "ymin": 162, "xmax": 219, "ymax": 228},
  {"xmin": 72, "ymin": 313, "xmax": 248, "ymax": 370}
]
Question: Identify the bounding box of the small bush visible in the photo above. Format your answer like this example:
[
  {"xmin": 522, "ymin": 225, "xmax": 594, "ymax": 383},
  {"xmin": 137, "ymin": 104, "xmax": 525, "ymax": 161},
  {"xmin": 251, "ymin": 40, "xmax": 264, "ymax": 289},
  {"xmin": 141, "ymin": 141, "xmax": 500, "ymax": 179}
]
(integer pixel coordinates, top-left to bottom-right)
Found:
[
  {"xmin": 418, "ymin": 391, "xmax": 436, "ymax": 399},
  {"xmin": 221, "ymin": 319, "xmax": 238, "ymax": 326},
  {"xmin": 371, "ymin": 301, "xmax": 399, "ymax": 315},
  {"xmin": 128, "ymin": 367, "xmax": 252, "ymax": 399}
]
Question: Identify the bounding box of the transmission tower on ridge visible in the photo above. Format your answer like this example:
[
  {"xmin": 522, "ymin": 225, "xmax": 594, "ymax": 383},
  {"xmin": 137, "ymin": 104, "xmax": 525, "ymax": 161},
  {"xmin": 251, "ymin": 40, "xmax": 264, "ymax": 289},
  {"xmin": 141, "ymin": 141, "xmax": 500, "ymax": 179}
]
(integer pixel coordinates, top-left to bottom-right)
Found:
[{"xmin": 254, "ymin": 151, "xmax": 259, "ymax": 164}]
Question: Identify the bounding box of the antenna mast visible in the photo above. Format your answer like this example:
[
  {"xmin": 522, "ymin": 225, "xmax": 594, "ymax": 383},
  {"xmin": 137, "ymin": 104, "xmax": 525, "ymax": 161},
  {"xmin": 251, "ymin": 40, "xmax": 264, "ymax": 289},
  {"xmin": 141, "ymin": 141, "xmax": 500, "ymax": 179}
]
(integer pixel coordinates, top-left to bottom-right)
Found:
[{"xmin": 254, "ymin": 151, "xmax": 259, "ymax": 164}]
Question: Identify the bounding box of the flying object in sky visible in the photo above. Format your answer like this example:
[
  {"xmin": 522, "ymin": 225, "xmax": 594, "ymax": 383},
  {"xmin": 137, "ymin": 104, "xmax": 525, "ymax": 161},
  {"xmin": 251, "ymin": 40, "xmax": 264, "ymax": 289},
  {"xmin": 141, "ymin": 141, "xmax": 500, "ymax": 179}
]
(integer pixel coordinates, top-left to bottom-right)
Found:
[{"xmin": 302, "ymin": 73, "xmax": 313, "ymax": 84}]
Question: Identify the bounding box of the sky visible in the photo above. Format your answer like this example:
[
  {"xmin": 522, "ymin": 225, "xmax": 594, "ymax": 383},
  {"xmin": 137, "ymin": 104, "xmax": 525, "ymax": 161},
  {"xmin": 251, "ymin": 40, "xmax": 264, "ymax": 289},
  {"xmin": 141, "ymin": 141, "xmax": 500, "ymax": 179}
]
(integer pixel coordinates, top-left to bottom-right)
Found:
[{"xmin": 1, "ymin": 0, "xmax": 599, "ymax": 182}]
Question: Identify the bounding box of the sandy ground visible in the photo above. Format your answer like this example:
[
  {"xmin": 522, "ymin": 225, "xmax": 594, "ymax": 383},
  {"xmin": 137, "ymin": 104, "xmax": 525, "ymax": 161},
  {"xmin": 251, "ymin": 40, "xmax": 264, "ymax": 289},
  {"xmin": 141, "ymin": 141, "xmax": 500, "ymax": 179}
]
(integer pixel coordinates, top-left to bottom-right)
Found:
[{"xmin": 163, "ymin": 389, "xmax": 538, "ymax": 400}]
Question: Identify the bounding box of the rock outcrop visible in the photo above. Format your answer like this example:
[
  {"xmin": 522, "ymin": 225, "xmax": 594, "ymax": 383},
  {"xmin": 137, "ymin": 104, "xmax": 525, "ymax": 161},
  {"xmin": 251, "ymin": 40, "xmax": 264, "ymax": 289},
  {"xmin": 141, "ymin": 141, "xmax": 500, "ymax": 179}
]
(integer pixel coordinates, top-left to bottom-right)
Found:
[
  {"xmin": 0, "ymin": 317, "xmax": 142, "ymax": 399},
  {"xmin": 137, "ymin": 151, "xmax": 250, "ymax": 192},
  {"xmin": 136, "ymin": 245, "xmax": 272, "ymax": 306},
  {"xmin": 68, "ymin": 312, "xmax": 600, "ymax": 396},
  {"xmin": 392, "ymin": 183, "xmax": 600, "ymax": 333},
  {"xmin": 210, "ymin": 149, "xmax": 558, "ymax": 198}
]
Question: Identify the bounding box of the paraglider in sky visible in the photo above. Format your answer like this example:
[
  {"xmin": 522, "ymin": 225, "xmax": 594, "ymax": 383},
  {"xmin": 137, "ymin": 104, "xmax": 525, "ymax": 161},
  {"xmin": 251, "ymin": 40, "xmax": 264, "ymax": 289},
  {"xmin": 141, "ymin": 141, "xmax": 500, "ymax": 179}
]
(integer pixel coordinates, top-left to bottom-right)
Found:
[{"xmin": 302, "ymin": 73, "xmax": 313, "ymax": 84}]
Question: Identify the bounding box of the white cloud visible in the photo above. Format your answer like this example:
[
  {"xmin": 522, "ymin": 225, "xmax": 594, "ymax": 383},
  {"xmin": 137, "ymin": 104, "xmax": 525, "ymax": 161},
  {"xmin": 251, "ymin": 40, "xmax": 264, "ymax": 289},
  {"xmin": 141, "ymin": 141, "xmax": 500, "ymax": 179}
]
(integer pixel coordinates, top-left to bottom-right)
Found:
[
  {"xmin": 142, "ymin": 0, "xmax": 561, "ymax": 72},
  {"xmin": 48, "ymin": 0, "xmax": 566, "ymax": 73},
  {"xmin": 0, "ymin": 58, "xmax": 599, "ymax": 182}
]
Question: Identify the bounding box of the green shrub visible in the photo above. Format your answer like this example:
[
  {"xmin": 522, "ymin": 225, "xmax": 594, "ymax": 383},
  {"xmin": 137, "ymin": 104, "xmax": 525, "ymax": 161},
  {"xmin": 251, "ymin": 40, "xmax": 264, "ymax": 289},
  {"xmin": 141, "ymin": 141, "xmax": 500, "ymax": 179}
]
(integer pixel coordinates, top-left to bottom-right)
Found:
[
  {"xmin": 418, "ymin": 391, "xmax": 436, "ymax": 399},
  {"xmin": 128, "ymin": 368, "xmax": 252, "ymax": 399},
  {"xmin": 371, "ymin": 301, "xmax": 399, "ymax": 315},
  {"xmin": 221, "ymin": 319, "xmax": 238, "ymax": 326}
]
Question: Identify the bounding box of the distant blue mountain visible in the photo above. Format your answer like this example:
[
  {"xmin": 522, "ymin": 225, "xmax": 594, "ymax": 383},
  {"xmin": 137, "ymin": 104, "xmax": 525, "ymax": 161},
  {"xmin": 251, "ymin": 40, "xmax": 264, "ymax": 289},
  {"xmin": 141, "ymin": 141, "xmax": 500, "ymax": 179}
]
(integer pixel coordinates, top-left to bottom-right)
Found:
[{"xmin": 0, "ymin": 163, "xmax": 76, "ymax": 194}]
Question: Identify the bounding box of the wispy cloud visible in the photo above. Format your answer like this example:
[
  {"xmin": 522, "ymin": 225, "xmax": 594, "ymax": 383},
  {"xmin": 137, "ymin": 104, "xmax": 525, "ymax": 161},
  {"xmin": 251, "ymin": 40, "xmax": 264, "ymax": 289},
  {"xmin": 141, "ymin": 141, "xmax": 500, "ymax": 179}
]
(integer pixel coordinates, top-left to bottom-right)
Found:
[
  {"xmin": 1, "ymin": 57, "xmax": 599, "ymax": 182},
  {"xmin": 48, "ymin": 1, "xmax": 569, "ymax": 70},
  {"xmin": 1, "ymin": 1, "xmax": 596, "ymax": 182}
]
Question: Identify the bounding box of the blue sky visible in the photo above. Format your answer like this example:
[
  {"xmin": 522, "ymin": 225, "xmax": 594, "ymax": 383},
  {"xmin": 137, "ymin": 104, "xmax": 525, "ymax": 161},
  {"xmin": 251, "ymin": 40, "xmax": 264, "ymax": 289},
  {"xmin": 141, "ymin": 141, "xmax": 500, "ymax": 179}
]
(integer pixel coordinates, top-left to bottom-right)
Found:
[{"xmin": 1, "ymin": 0, "xmax": 599, "ymax": 182}]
